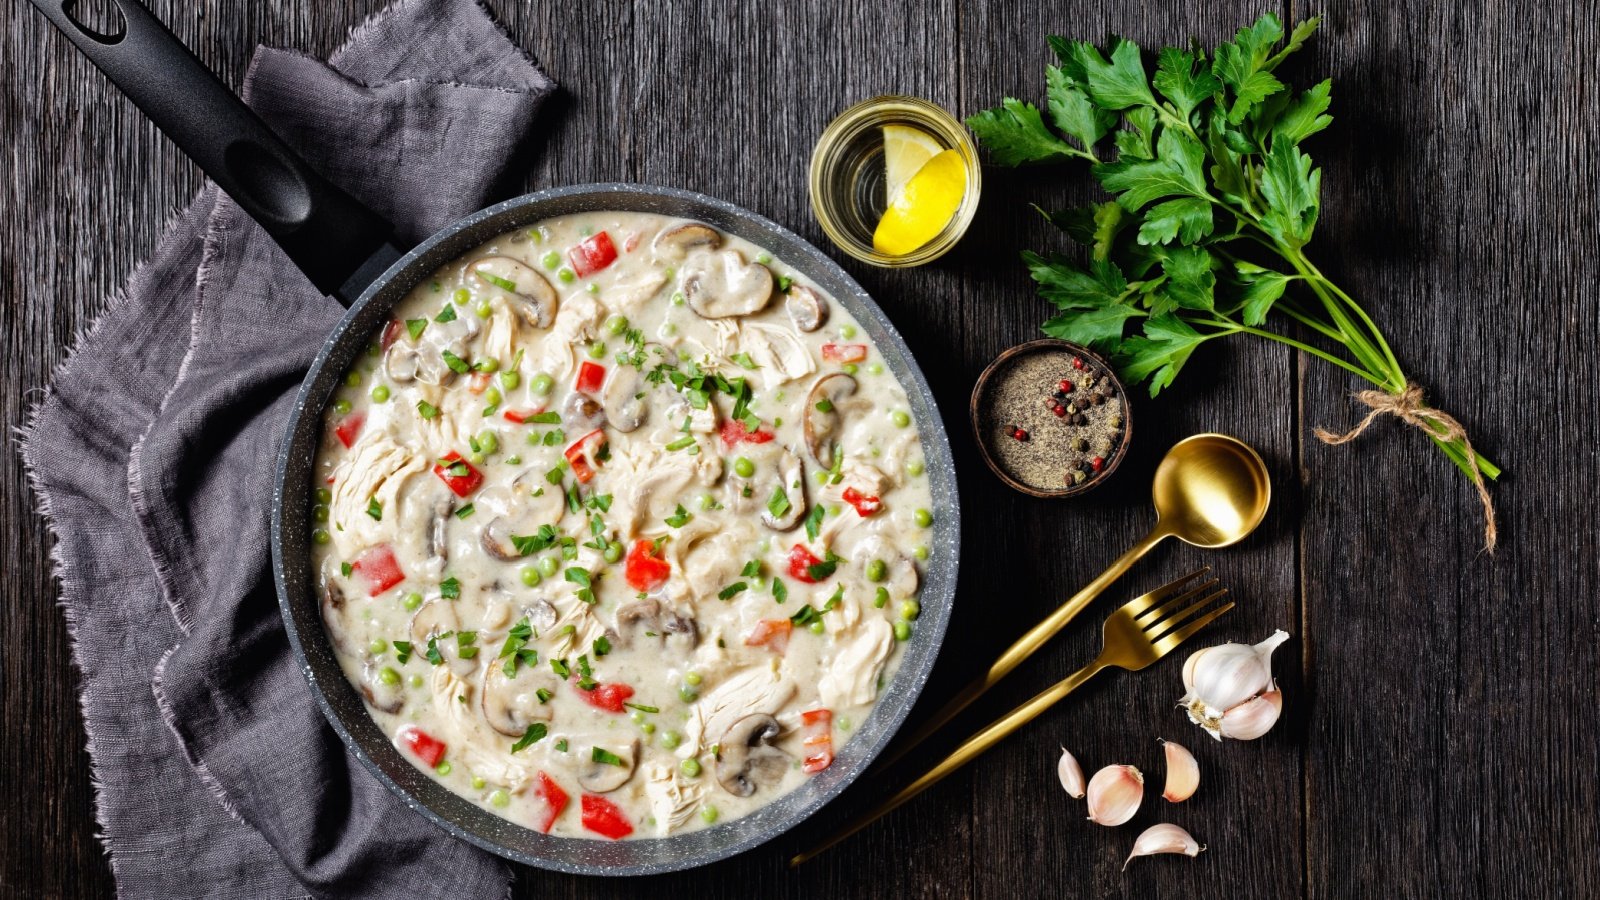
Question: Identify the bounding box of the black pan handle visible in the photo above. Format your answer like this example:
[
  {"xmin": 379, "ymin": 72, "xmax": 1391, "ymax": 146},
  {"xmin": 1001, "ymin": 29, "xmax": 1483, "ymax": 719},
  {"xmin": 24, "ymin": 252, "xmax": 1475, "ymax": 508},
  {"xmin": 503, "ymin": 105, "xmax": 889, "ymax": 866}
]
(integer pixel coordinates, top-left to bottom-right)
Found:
[{"xmin": 28, "ymin": 0, "xmax": 399, "ymax": 303}]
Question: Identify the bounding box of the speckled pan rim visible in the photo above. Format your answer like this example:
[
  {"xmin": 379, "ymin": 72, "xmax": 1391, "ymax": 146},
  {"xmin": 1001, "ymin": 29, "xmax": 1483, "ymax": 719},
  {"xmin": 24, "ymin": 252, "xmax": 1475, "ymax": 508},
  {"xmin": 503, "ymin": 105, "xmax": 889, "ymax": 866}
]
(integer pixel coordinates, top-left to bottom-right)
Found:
[{"xmin": 271, "ymin": 183, "xmax": 960, "ymax": 876}]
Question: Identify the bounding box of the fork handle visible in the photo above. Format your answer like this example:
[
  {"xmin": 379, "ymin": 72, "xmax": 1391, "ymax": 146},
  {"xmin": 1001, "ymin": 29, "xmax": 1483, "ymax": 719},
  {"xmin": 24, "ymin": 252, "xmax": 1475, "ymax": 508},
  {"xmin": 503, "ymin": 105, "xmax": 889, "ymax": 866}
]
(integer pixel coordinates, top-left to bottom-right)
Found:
[
  {"xmin": 791, "ymin": 660, "xmax": 1107, "ymax": 867},
  {"xmin": 874, "ymin": 528, "xmax": 1165, "ymax": 771}
]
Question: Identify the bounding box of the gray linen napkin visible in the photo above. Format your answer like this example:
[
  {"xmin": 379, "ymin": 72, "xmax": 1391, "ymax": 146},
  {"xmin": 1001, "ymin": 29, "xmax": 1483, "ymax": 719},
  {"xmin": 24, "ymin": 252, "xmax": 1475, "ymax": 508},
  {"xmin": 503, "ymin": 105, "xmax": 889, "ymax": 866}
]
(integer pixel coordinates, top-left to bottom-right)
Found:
[{"xmin": 21, "ymin": 1, "xmax": 554, "ymax": 896}]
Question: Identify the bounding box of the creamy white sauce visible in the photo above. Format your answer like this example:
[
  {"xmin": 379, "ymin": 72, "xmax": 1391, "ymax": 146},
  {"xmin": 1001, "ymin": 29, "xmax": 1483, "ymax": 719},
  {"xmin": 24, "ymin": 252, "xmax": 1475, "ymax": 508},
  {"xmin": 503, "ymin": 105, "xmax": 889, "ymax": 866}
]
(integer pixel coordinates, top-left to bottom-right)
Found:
[{"xmin": 310, "ymin": 213, "xmax": 932, "ymax": 840}]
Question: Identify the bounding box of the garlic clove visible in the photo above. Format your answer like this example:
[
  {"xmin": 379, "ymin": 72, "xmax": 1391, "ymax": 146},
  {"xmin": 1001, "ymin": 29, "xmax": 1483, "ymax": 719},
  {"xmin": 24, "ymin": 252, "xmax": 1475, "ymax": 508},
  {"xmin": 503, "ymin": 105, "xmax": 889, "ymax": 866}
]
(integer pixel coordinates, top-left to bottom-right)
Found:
[
  {"xmin": 1218, "ymin": 685, "xmax": 1283, "ymax": 740},
  {"xmin": 1160, "ymin": 740, "xmax": 1199, "ymax": 802},
  {"xmin": 1179, "ymin": 630, "xmax": 1289, "ymax": 714},
  {"xmin": 1057, "ymin": 746, "xmax": 1086, "ymax": 799},
  {"xmin": 1122, "ymin": 823, "xmax": 1204, "ymax": 870},
  {"xmin": 1085, "ymin": 764, "xmax": 1143, "ymax": 826}
]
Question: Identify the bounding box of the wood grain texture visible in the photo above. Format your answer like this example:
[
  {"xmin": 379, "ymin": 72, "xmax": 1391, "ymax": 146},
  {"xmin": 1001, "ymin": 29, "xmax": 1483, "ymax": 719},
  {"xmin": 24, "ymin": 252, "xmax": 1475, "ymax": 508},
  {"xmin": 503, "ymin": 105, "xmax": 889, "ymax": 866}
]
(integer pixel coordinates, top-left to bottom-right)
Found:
[{"xmin": 1, "ymin": 0, "xmax": 1593, "ymax": 897}]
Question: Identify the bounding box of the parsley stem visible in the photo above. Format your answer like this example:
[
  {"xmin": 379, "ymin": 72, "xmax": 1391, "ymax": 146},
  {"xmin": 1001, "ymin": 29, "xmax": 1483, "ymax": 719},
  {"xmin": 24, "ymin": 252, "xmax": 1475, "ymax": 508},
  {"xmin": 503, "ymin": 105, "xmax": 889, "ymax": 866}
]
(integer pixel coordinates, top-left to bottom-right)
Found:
[
  {"xmin": 1200, "ymin": 318, "xmax": 1383, "ymax": 384},
  {"xmin": 1301, "ymin": 263, "xmax": 1405, "ymax": 381}
]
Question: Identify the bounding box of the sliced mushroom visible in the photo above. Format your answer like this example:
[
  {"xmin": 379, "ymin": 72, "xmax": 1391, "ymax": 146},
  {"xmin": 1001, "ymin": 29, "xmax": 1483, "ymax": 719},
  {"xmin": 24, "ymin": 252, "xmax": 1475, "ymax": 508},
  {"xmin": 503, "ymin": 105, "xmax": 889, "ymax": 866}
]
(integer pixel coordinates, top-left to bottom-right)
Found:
[
  {"xmin": 320, "ymin": 579, "xmax": 356, "ymax": 654},
  {"xmin": 715, "ymin": 714, "xmax": 790, "ymax": 798},
  {"xmin": 660, "ymin": 608, "xmax": 700, "ymax": 655},
  {"xmin": 803, "ymin": 372, "xmax": 859, "ymax": 466},
  {"xmin": 470, "ymin": 256, "xmax": 558, "ymax": 329},
  {"xmin": 480, "ymin": 661, "xmax": 557, "ymax": 737},
  {"xmin": 579, "ymin": 738, "xmax": 640, "ymax": 793},
  {"xmin": 601, "ymin": 363, "xmax": 651, "ymax": 433},
  {"xmin": 760, "ymin": 449, "xmax": 808, "ymax": 531},
  {"xmin": 479, "ymin": 517, "xmax": 524, "ymax": 562},
  {"xmin": 614, "ymin": 598, "xmax": 701, "ymax": 654},
  {"xmin": 525, "ymin": 599, "xmax": 558, "ymax": 632},
  {"xmin": 653, "ymin": 222, "xmax": 722, "ymax": 259},
  {"xmin": 410, "ymin": 600, "xmax": 476, "ymax": 677},
  {"xmin": 563, "ymin": 390, "xmax": 607, "ymax": 432},
  {"xmin": 477, "ymin": 477, "xmax": 565, "ymax": 562},
  {"xmin": 384, "ymin": 341, "xmax": 450, "ymax": 385},
  {"xmin": 785, "ymin": 284, "xmax": 829, "ymax": 332},
  {"xmin": 681, "ymin": 250, "xmax": 774, "ymax": 319},
  {"xmin": 361, "ymin": 660, "xmax": 405, "ymax": 714}
]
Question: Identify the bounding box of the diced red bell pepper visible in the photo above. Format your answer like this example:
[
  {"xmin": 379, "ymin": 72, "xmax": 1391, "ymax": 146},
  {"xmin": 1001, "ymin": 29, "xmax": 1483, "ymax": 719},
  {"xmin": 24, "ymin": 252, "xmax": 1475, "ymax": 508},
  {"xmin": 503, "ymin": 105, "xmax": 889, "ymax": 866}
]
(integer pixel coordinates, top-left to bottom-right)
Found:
[
  {"xmin": 800, "ymin": 708, "xmax": 834, "ymax": 774},
  {"xmin": 568, "ymin": 231, "xmax": 618, "ymax": 277},
  {"xmin": 575, "ymin": 360, "xmax": 607, "ymax": 395},
  {"xmin": 563, "ymin": 428, "xmax": 607, "ymax": 484},
  {"xmin": 719, "ymin": 419, "xmax": 776, "ymax": 449},
  {"xmin": 380, "ymin": 319, "xmax": 405, "ymax": 352},
  {"xmin": 580, "ymin": 793, "xmax": 633, "ymax": 840},
  {"xmin": 842, "ymin": 486, "xmax": 882, "ymax": 517},
  {"xmin": 334, "ymin": 411, "xmax": 366, "ymax": 449},
  {"xmin": 468, "ymin": 371, "xmax": 492, "ymax": 394},
  {"xmin": 531, "ymin": 771, "xmax": 570, "ymax": 833},
  {"xmin": 744, "ymin": 619, "xmax": 793, "ymax": 655},
  {"xmin": 821, "ymin": 343, "xmax": 868, "ymax": 364},
  {"xmin": 624, "ymin": 539, "xmax": 672, "ymax": 592},
  {"xmin": 574, "ymin": 680, "xmax": 635, "ymax": 713},
  {"xmin": 502, "ymin": 407, "xmax": 545, "ymax": 424},
  {"xmin": 397, "ymin": 724, "xmax": 447, "ymax": 768},
  {"xmin": 788, "ymin": 544, "xmax": 825, "ymax": 584},
  {"xmin": 432, "ymin": 451, "xmax": 484, "ymax": 497},
  {"xmin": 352, "ymin": 544, "xmax": 405, "ymax": 596}
]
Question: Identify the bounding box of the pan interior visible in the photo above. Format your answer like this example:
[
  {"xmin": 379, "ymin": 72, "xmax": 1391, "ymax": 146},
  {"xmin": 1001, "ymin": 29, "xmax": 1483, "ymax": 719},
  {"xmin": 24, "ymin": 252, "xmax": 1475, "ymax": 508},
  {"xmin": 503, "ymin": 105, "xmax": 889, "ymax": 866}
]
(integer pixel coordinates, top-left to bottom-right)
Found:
[{"xmin": 272, "ymin": 184, "xmax": 959, "ymax": 875}]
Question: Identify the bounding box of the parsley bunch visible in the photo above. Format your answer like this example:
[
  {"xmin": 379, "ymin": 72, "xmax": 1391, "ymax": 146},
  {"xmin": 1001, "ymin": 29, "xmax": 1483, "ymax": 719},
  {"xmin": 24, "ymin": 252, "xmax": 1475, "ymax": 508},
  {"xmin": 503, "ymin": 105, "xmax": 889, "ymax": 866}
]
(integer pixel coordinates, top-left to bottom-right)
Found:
[{"xmin": 967, "ymin": 14, "xmax": 1499, "ymax": 487}]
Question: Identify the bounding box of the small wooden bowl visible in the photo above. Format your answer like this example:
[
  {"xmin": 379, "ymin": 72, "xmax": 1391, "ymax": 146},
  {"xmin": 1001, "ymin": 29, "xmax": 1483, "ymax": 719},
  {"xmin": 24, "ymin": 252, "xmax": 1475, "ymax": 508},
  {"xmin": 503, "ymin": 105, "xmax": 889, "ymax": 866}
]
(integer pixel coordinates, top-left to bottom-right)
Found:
[{"xmin": 969, "ymin": 339, "xmax": 1133, "ymax": 498}]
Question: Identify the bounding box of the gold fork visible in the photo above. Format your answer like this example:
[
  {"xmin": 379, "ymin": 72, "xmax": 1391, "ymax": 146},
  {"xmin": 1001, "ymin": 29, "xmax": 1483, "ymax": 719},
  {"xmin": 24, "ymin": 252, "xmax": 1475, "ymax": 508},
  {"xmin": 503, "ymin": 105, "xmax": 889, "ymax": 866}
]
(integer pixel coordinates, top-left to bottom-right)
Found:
[{"xmin": 789, "ymin": 572, "xmax": 1232, "ymax": 866}]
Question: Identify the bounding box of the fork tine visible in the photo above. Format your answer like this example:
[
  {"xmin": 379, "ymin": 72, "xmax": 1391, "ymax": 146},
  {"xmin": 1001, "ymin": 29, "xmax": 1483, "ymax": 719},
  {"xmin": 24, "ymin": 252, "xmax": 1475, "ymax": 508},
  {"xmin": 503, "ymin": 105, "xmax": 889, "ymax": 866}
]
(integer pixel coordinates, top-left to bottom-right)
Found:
[
  {"xmin": 1153, "ymin": 601, "xmax": 1235, "ymax": 655},
  {"xmin": 1122, "ymin": 567, "xmax": 1211, "ymax": 617},
  {"xmin": 1133, "ymin": 578, "xmax": 1221, "ymax": 626},
  {"xmin": 1142, "ymin": 588, "xmax": 1230, "ymax": 641}
]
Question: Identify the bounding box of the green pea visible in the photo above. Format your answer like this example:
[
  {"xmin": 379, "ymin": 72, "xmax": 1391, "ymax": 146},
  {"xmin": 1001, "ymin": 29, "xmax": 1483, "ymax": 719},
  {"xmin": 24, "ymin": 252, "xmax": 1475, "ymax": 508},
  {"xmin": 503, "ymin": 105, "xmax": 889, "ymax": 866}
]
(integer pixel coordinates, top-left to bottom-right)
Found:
[
  {"xmin": 333, "ymin": 399, "xmax": 353, "ymax": 415},
  {"xmin": 868, "ymin": 363, "xmax": 884, "ymax": 375},
  {"xmin": 874, "ymin": 586, "xmax": 890, "ymax": 608},
  {"xmin": 403, "ymin": 592, "xmax": 423, "ymax": 611},
  {"xmin": 671, "ymin": 291, "xmax": 686, "ymax": 307},
  {"xmin": 661, "ymin": 731, "xmax": 682, "ymax": 750},
  {"xmin": 630, "ymin": 710, "xmax": 646, "ymax": 724},
  {"xmin": 312, "ymin": 505, "xmax": 329, "ymax": 523},
  {"xmin": 603, "ymin": 541, "xmax": 624, "ymax": 564},
  {"xmin": 914, "ymin": 508, "xmax": 933, "ymax": 528},
  {"xmin": 680, "ymin": 758, "xmax": 701, "ymax": 778},
  {"xmin": 378, "ymin": 666, "xmax": 401, "ymax": 685},
  {"xmin": 537, "ymin": 557, "xmax": 560, "ymax": 578},
  {"xmin": 477, "ymin": 430, "xmax": 499, "ymax": 455},
  {"xmin": 604, "ymin": 314, "xmax": 629, "ymax": 336},
  {"xmin": 370, "ymin": 384, "xmax": 390, "ymax": 403},
  {"xmin": 906, "ymin": 459, "xmax": 925, "ymax": 477},
  {"xmin": 315, "ymin": 488, "xmax": 333, "ymax": 504},
  {"xmin": 733, "ymin": 457, "xmax": 755, "ymax": 478},
  {"xmin": 586, "ymin": 283, "xmax": 600, "ymax": 295},
  {"xmin": 641, "ymin": 721, "xmax": 656, "ymax": 734},
  {"xmin": 453, "ymin": 288, "xmax": 471, "ymax": 305},
  {"xmin": 367, "ymin": 341, "xmax": 381, "ymax": 358},
  {"xmin": 588, "ymin": 341, "xmax": 607, "ymax": 360},
  {"xmin": 505, "ymin": 455, "xmax": 521, "ymax": 465},
  {"xmin": 368, "ymin": 638, "xmax": 388, "ymax": 655},
  {"xmin": 475, "ymin": 299, "xmax": 492, "ymax": 319},
  {"xmin": 697, "ymin": 493, "xmax": 716, "ymax": 510},
  {"xmin": 914, "ymin": 545, "xmax": 930, "ymax": 561},
  {"xmin": 894, "ymin": 620, "xmax": 912, "ymax": 641},
  {"xmin": 344, "ymin": 371, "xmax": 362, "ymax": 388},
  {"xmin": 700, "ymin": 805, "xmax": 719, "ymax": 824},
  {"xmin": 900, "ymin": 599, "xmax": 921, "ymax": 621},
  {"xmin": 468, "ymin": 452, "xmax": 486, "ymax": 466},
  {"xmin": 840, "ymin": 324, "xmax": 857, "ymax": 339},
  {"xmin": 809, "ymin": 621, "xmax": 825, "ymax": 634},
  {"xmin": 684, "ymin": 671, "xmax": 702, "ymax": 686},
  {"xmin": 520, "ymin": 566, "xmax": 541, "ymax": 587},
  {"xmin": 489, "ymin": 789, "xmax": 510, "ymax": 807},
  {"xmin": 756, "ymin": 252, "xmax": 773, "ymax": 265},
  {"xmin": 408, "ymin": 674, "xmax": 424, "ymax": 688},
  {"xmin": 498, "ymin": 370, "xmax": 520, "ymax": 390},
  {"xmin": 541, "ymin": 251, "xmax": 561, "ymax": 269},
  {"xmin": 471, "ymin": 776, "xmax": 487, "ymax": 790},
  {"xmin": 842, "ymin": 363, "xmax": 858, "ymax": 376},
  {"xmin": 530, "ymin": 373, "xmax": 555, "ymax": 395},
  {"xmin": 679, "ymin": 685, "xmax": 699, "ymax": 703},
  {"xmin": 558, "ymin": 267, "xmax": 576, "ymax": 283},
  {"xmin": 661, "ymin": 322, "xmax": 678, "ymax": 336},
  {"xmin": 312, "ymin": 529, "xmax": 331, "ymax": 545},
  {"xmin": 865, "ymin": 559, "xmax": 887, "ymax": 582},
  {"xmin": 891, "ymin": 410, "xmax": 911, "ymax": 428},
  {"xmin": 474, "ymin": 357, "xmax": 500, "ymax": 373},
  {"xmin": 435, "ymin": 760, "xmax": 452, "ymax": 776},
  {"xmin": 484, "ymin": 386, "xmax": 503, "ymax": 408}
]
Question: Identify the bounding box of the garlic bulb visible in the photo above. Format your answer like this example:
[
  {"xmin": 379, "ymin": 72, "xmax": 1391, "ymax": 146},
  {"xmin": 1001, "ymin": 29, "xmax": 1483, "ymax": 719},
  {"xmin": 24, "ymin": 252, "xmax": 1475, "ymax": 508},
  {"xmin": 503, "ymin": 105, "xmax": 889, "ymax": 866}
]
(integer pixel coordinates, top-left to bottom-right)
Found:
[
  {"xmin": 1122, "ymin": 823, "xmax": 1204, "ymax": 870},
  {"xmin": 1057, "ymin": 746, "xmax": 1085, "ymax": 798},
  {"xmin": 1085, "ymin": 764, "xmax": 1143, "ymax": 826},
  {"xmin": 1179, "ymin": 629, "xmax": 1289, "ymax": 741},
  {"xmin": 1159, "ymin": 740, "xmax": 1199, "ymax": 802}
]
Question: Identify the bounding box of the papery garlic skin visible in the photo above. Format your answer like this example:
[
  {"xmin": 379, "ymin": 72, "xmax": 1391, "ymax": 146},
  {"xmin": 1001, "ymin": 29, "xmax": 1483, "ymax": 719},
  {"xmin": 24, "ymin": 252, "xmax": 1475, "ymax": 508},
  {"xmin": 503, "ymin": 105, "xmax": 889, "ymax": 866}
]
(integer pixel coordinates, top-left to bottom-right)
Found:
[
  {"xmin": 1160, "ymin": 740, "xmax": 1199, "ymax": 802},
  {"xmin": 1123, "ymin": 823, "xmax": 1204, "ymax": 870},
  {"xmin": 1180, "ymin": 630, "xmax": 1289, "ymax": 741},
  {"xmin": 1057, "ymin": 747, "xmax": 1086, "ymax": 799},
  {"xmin": 1085, "ymin": 764, "xmax": 1143, "ymax": 826}
]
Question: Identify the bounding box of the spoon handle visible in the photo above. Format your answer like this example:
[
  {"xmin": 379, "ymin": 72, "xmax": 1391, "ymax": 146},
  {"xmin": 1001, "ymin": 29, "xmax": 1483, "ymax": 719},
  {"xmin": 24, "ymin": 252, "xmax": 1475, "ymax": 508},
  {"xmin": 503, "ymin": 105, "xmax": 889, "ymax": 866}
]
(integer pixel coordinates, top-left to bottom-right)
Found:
[{"xmin": 873, "ymin": 527, "xmax": 1165, "ymax": 770}]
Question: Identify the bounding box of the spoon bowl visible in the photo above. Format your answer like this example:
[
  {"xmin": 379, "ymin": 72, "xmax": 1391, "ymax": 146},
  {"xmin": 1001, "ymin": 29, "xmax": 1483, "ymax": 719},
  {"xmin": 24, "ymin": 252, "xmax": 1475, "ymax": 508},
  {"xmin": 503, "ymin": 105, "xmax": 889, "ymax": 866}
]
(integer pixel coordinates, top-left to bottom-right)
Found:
[{"xmin": 1152, "ymin": 434, "xmax": 1272, "ymax": 548}]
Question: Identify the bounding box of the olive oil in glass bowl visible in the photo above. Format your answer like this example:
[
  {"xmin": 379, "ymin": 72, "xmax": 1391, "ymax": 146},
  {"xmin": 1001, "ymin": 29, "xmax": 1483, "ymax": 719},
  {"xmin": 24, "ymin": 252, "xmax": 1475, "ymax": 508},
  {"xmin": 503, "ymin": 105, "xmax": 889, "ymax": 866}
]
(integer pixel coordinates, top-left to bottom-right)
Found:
[{"xmin": 809, "ymin": 96, "xmax": 981, "ymax": 267}]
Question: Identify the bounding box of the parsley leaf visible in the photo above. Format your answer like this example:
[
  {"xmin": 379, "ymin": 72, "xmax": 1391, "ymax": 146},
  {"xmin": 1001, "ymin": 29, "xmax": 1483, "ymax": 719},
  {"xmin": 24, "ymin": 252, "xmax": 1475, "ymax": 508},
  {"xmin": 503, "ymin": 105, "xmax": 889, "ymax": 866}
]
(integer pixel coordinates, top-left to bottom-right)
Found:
[
  {"xmin": 511, "ymin": 722, "xmax": 548, "ymax": 753},
  {"xmin": 966, "ymin": 98, "xmax": 1083, "ymax": 166},
  {"xmin": 718, "ymin": 582, "xmax": 748, "ymax": 601},
  {"xmin": 405, "ymin": 318, "xmax": 427, "ymax": 340}
]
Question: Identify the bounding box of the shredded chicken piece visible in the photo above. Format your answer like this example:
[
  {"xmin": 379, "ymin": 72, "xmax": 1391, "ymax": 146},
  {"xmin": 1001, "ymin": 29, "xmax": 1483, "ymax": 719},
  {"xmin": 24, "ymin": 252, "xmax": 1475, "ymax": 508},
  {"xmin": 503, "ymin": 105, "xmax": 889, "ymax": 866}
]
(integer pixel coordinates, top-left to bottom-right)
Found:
[
  {"xmin": 682, "ymin": 661, "xmax": 796, "ymax": 757},
  {"xmin": 329, "ymin": 434, "xmax": 425, "ymax": 559},
  {"xmin": 819, "ymin": 616, "xmax": 895, "ymax": 709},
  {"xmin": 644, "ymin": 763, "xmax": 706, "ymax": 835},
  {"xmin": 740, "ymin": 321, "xmax": 816, "ymax": 390}
]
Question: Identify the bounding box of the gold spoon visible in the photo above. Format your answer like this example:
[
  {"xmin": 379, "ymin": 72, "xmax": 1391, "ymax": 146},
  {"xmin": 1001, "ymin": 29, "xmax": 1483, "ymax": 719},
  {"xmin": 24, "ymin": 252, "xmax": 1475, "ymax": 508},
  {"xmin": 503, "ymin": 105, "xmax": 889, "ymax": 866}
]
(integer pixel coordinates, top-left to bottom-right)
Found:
[{"xmin": 875, "ymin": 433, "xmax": 1270, "ymax": 769}]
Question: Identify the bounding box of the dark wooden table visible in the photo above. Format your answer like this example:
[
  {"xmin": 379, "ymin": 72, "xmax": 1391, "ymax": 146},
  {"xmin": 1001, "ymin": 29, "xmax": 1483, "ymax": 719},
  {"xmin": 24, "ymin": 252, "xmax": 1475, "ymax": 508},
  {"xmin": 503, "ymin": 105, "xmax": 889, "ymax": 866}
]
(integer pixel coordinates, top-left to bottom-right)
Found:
[{"xmin": 4, "ymin": 1, "xmax": 1595, "ymax": 897}]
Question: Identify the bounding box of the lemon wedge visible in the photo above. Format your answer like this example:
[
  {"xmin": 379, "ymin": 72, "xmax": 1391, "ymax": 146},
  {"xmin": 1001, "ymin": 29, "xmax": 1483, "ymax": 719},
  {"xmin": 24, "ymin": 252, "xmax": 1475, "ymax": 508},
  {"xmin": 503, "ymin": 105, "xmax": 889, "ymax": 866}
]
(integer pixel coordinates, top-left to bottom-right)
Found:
[
  {"xmin": 881, "ymin": 124, "xmax": 944, "ymax": 205},
  {"xmin": 873, "ymin": 148, "xmax": 967, "ymax": 257}
]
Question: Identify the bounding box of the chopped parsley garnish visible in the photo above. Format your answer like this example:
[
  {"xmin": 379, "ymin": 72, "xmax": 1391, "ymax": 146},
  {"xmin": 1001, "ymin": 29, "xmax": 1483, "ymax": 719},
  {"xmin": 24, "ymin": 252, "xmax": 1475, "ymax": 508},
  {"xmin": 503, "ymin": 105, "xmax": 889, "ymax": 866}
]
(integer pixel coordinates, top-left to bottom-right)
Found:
[
  {"xmin": 481, "ymin": 272, "xmax": 518, "ymax": 292},
  {"xmin": 767, "ymin": 486, "xmax": 791, "ymax": 519},
  {"xmin": 586, "ymin": 493, "xmax": 613, "ymax": 512},
  {"xmin": 535, "ymin": 687, "xmax": 553, "ymax": 704},
  {"xmin": 528, "ymin": 411, "xmax": 562, "ymax": 425},
  {"xmin": 803, "ymin": 503, "xmax": 826, "ymax": 541},
  {"xmin": 511, "ymin": 525, "xmax": 558, "ymax": 556},
  {"xmin": 555, "ymin": 738, "xmax": 569, "ymax": 753},
  {"xmin": 439, "ymin": 458, "xmax": 469, "ymax": 478},
  {"xmin": 440, "ymin": 576, "xmax": 461, "ymax": 600},
  {"xmin": 434, "ymin": 304, "xmax": 458, "ymax": 323},
  {"xmin": 392, "ymin": 640, "xmax": 413, "ymax": 664},
  {"xmin": 565, "ymin": 567, "xmax": 594, "ymax": 604},
  {"xmin": 498, "ymin": 618, "xmax": 538, "ymax": 676},
  {"xmin": 665, "ymin": 504, "xmax": 692, "ymax": 528},
  {"xmin": 741, "ymin": 560, "xmax": 762, "ymax": 578},
  {"xmin": 544, "ymin": 466, "xmax": 564, "ymax": 485},
  {"xmin": 789, "ymin": 605, "xmax": 822, "ymax": 628},
  {"xmin": 441, "ymin": 350, "xmax": 469, "ymax": 374},
  {"xmin": 806, "ymin": 550, "xmax": 841, "ymax": 581},
  {"xmin": 731, "ymin": 352, "xmax": 759, "ymax": 370},
  {"xmin": 405, "ymin": 318, "xmax": 427, "ymax": 340},
  {"xmin": 456, "ymin": 631, "xmax": 479, "ymax": 659},
  {"xmin": 510, "ymin": 722, "xmax": 548, "ymax": 753},
  {"xmin": 575, "ymin": 654, "xmax": 597, "ymax": 690},
  {"xmin": 550, "ymin": 658, "xmax": 571, "ymax": 678},
  {"xmin": 814, "ymin": 398, "xmax": 834, "ymax": 413},
  {"xmin": 365, "ymin": 498, "xmax": 382, "ymax": 520},
  {"xmin": 771, "ymin": 577, "xmax": 788, "ymax": 604},
  {"xmin": 340, "ymin": 561, "xmax": 353, "ymax": 578},
  {"xmin": 665, "ymin": 435, "xmax": 696, "ymax": 452},
  {"xmin": 590, "ymin": 746, "xmax": 624, "ymax": 766},
  {"xmin": 718, "ymin": 582, "xmax": 748, "ymax": 601},
  {"xmin": 417, "ymin": 400, "xmax": 440, "ymax": 420},
  {"xmin": 776, "ymin": 275, "xmax": 793, "ymax": 292},
  {"xmin": 425, "ymin": 632, "xmax": 453, "ymax": 665},
  {"xmin": 623, "ymin": 702, "xmax": 659, "ymax": 714},
  {"xmin": 592, "ymin": 635, "xmax": 612, "ymax": 657},
  {"xmin": 822, "ymin": 583, "xmax": 845, "ymax": 612},
  {"xmin": 454, "ymin": 503, "xmax": 475, "ymax": 520},
  {"xmin": 565, "ymin": 486, "xmax": 582, "ymax": 515},
  {"xmin": 541, "ymin": 429, "xmax": 564, "ymax": 446}
]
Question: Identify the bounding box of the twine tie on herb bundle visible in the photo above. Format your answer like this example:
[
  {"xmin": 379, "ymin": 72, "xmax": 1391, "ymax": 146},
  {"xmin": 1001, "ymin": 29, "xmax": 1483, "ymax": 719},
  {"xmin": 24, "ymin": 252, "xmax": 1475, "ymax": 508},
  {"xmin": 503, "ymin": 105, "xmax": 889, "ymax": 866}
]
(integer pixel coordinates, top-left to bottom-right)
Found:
[{"xmin": 1314, "ymin": 382, "xmax": 1497, "ymax": 552}]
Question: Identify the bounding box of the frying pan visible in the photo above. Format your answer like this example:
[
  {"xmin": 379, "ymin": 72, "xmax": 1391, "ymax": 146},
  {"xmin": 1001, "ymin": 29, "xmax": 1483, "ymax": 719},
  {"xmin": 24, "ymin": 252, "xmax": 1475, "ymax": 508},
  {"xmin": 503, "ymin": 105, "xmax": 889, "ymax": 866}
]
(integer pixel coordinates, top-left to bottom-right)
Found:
[{"xmin": 30, "ymin": 0, "xmax": 960, "ymax": 876}]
